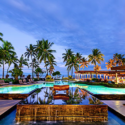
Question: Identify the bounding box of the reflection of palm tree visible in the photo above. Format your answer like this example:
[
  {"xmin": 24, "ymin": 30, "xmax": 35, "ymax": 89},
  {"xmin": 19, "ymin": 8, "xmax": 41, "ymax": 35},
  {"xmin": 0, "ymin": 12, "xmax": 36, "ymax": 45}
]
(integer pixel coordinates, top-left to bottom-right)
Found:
[
  {"xmin": 35, "ymin": 89, "xmax": 41, "ymax": 104},
  {"xmin": 64, "ymin": 88, "xmax": 83, "ymax": 104},
  {"xmin": 89, "ymin": 96, "xmax": 103, "ymax": 104}
]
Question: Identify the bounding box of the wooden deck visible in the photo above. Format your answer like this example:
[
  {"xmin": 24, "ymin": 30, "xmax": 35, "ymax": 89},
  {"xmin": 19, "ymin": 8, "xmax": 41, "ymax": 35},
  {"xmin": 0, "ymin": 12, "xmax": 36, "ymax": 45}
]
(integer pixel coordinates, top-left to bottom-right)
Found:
[{"xmin": 0, "ymin": 100, "xmax": 21, "ymax": 119}]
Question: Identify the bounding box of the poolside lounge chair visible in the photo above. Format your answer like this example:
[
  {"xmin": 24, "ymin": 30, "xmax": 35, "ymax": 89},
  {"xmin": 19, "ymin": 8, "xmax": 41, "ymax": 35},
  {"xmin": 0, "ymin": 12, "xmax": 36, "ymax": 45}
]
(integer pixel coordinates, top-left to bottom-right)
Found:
[
  {"xmin": 23, "ymin": 79, "xmax": 30, "ymax": 84},
  {"xmin": 30, "ymin": 79, "xmax": 38, "ymax": 83},
  {"xmin": 19, "ymin": 80, "xmax": 27, "ymax": 85},
  {"xmin": 0, "ymin": 80, "xmax": 9, "ymax": 86}
]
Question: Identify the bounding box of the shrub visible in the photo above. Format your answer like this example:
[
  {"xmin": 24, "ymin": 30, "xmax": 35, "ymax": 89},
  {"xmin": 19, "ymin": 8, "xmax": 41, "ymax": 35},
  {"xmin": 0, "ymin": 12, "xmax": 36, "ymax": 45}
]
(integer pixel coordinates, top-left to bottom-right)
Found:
[
  {"xmin": 69, "ymin": 79, "xmax": 76, "ymax": 81},
  {"xmin": 46, "ymin": 75, "xmax": 52, "ymax": 79},
  {"xmin": 92, "ymin": 78, "xmax": 98, "ymax": 82},
  {"xmin": 45, "ymin": 79, "xmax": 54, "ymax": 82},
  {"xmin": 1, "ymin": 79, "xmax": 12, "ymax": 83},
  {"xmin": 27, "ymin": 75, "xmax": 31, "ymax": 79},
  {"xmin": 12, "ymin": 80, "xmax": 19, "ymax": 84},
  {"xmin": 62, "ymin": 77, "xmax": 69, "ymax": 80},
  {"xmin": 34, "ymin": 78, "xmax": 39, "ymax": 81},
  {"xmin": 68, "ymin": 75, "xmax": 72, "ymax": 79}
]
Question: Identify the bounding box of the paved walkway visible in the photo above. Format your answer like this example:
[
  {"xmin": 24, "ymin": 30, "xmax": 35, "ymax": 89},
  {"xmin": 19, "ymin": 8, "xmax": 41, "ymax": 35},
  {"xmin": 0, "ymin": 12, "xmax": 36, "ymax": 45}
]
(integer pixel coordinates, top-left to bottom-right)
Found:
[
  {"xmin": 0, "ymin": 100, "xmax": 21, "ymax": 118},
  {"xmin": 102, "ymin": 100, "xmax": 125, "ymax": 117}
]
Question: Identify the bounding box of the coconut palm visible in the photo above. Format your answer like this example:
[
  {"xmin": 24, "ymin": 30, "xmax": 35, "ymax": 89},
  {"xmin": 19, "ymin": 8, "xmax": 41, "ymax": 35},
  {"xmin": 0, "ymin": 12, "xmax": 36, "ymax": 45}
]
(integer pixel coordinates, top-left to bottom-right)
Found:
[
  {"xmin": 66, "ymin": 55, "xmax": 79, "ymax": 78},
  {"xmin": 94, "ymin": 65, "xmax": 101, "ymax": 71},
  {"xmin": 6, "ymin": 53, "xmax": 18, "ymax": 75},
  {"xmin": 62, "ymin": 49, "xmax": 74, "ymax": 77},
  {"xmin": 75, "ymin": 52, "xmax": 82, "ymax": 71},
  {"xmin": 113, "ymin": 53, "xmax": 124, "ymax": 66},
  {"xmin": 36, "ymin": 39, "xmax": 56, "ymax": 75},
  {"xmin": 88, "ymin": 49, "xmax": 104, "ymax": 78},
  {"xmin": 18, "ymin": 54, "xmax": 29, "ymax": 69},
  {"xmin": 79, "ymin": 57, "xmax": 89, "ymax": 70},
  {"xmin": 0, "ymin": 32, "xmax": 3, "ymax": 41},
  {"xmin": 29, "ymin": 58, "xmax": 39, "ymax": 77},
  {"xmin": 25, "ymin": 44, "xmax": 36, "ymax": 78},
  {"xmin": 0, "ymin": 40, "xmax": 16, "ymax": 78},
  {"xmin": 45, "ymin": 56, "xmax": 56, "ymax": 75},
  {"xmin": 106, "ymin": 59, "xmax": 116, "ymax": 70}
]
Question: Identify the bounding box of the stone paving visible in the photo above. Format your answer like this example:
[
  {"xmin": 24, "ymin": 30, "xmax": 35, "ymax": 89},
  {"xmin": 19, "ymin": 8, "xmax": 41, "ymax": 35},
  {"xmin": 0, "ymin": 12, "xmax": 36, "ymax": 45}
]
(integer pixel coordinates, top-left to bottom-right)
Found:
[{"xmin": 101, "ymin": 100, "xmax": 125, "ymax": 117}]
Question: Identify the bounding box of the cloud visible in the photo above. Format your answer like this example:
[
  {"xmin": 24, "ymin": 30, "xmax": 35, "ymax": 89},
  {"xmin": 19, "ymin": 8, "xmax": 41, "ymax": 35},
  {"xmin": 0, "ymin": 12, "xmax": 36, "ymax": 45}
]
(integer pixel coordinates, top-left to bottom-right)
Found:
[{"xmin": 1, "ymin": 0, "xmax": 125, "ymax": 75}]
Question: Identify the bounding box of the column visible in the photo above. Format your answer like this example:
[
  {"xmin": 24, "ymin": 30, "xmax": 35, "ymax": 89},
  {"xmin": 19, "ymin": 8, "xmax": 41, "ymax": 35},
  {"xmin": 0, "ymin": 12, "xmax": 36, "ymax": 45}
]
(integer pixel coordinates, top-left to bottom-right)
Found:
[{"xmin": 116, "ymin": 73, "xmax": 118, "ymax": 84}]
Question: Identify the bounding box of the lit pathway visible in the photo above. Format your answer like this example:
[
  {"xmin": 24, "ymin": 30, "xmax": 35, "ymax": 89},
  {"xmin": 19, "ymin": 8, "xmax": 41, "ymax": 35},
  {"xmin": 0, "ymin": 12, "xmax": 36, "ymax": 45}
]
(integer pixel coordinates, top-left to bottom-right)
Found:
[
  {"xmin": 101, "ymin": 100, "xmax": 125, "ymax": 117},
  {"xmin": 0, "ymin": 100, "xmax": 21, "ymax": 118}
]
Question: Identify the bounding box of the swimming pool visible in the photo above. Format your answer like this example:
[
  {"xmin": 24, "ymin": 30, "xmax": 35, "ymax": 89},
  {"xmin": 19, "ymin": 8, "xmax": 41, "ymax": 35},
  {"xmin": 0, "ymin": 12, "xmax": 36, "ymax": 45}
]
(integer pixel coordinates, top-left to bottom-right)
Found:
[{"xmin": 0, "ymin": 81, "xmax": 125, "ymax": 94}]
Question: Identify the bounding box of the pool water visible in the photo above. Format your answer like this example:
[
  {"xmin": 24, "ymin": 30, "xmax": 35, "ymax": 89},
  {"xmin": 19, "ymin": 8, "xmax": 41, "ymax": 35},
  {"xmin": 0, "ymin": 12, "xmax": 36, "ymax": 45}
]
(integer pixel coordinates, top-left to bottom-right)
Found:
[
  {"xmin": 0, "ymin": 81, "xmax": 125, "ymax": 94},
  {"xmin": 19, "ymin": 87, "xmax": 104, "ymax": 105}
]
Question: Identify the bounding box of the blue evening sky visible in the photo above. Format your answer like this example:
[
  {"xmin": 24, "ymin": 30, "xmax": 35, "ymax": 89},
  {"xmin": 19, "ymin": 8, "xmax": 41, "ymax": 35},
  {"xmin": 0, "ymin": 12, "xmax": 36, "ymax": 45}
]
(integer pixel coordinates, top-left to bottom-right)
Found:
[{"xmin": 0, "ymin": 0, "xmax": 125, "ymax": 76}]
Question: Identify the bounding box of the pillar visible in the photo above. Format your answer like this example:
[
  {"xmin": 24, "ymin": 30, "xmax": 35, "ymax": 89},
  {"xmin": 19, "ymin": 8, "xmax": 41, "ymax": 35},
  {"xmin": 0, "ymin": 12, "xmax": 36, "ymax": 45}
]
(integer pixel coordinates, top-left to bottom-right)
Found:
[{"xmin": 116, "ymin": 73, "xmax": 118, "ymax": 84}]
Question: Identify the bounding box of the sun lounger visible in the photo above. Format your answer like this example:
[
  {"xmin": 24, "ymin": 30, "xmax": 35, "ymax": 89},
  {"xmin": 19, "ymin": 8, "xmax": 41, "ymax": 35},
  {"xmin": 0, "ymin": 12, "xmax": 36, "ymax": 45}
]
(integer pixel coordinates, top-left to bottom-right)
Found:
[
  {"xmin": 23, "ymin": 79, "xmax": 30, "ymax": 84},
  {"xmin": 19, "ymin": 80, "xmax": 27, "ymax": 85},
  {"xmin": 30, "ymin": 79, "xmax": 38, "ymax": 83},
  {"xmin": 0, "ymin": 80, "xmax": 9, "ymax": 85}
]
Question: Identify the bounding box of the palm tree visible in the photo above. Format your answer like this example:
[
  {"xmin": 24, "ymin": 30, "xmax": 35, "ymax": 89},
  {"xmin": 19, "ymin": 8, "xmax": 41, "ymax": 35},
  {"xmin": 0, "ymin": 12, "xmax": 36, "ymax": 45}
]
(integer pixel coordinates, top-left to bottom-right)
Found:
[
  {"xmin": 25, "ymin": 44, "xmax": 36, "ymax": 78},
  {"xmin": 113, "ymin": 53, "xmax": 124, "ymax": 66},
  {"xmin": 35, "ymin": 67, "xmax": 44, "ymax": 80},
  {"xmin": 9, "ymin": 66, "xmax": 23, "ymax": 80},
  {"xmin": 18, "ymin": 54, "xmax": 29, "ymax": 69},
  {"xmin": 0, "ymin": 32, "xmax": 3, "ymax": 41},
  {"xmin": 45, "ymin": 56, "xmax": 56, "ymax": 75},
  {"xmin": 94, "ymin": 65, "xmax": 101, "ymax": 71},
  {"xmin": 75, "ymin": 52, "xmax": 82, "ymax": 71},
  {"xmin": 6, "ymin": 53, "xmax": 18, "ymax": 76},
  {"xmin": 88, "ymin": 49, "xmax": 104, "ymax": 78},
  {"xmin": 62, "ymin": 49, "xmax": 74, "ymax": 77},
  {"xmin": 36, "ymin": 39, "xmax": 56, "ymax": 75},
  {"xmin": 0, "ymin": 40, "xmax": 16, "ymax": 78},
  {"xmin": 79, "ymin": 57, "xmax": 89, "ymax": 70},
  {"xmin": 66, "ymin": 55, "xmax": 79, "ymax": 78},
  {"xmin": 106, "ymin": 59, "xmax": 116, "ymax": 70},
  {"xmin": 29, "ymin": 58, "xmax": 39, "ymax": 77}
]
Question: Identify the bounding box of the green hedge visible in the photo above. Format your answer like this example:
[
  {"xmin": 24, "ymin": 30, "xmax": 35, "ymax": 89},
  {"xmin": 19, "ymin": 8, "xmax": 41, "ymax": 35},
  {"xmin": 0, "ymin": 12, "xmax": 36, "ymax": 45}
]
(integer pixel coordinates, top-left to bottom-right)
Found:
[
  {"xmin": 33, "ymin": 78, "xmax": 39, "ymax": 81},
  {"xmin": 74, "ymin": 81, "xmax": 125, "ymax": 88},
  {"xmin": 45, "ymin": 79, "xmax": 54, "ymax": 82},
  {"xmin": 0, "ymin": 79, "xmax": 13, "ymax": 83}
]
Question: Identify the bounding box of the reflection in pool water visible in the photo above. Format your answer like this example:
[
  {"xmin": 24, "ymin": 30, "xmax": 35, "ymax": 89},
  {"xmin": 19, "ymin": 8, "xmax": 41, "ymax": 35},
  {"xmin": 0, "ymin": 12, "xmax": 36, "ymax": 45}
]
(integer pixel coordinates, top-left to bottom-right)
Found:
[{"xmin": 19, "ymin": 87, "xmax": 104, "ymax": 105}]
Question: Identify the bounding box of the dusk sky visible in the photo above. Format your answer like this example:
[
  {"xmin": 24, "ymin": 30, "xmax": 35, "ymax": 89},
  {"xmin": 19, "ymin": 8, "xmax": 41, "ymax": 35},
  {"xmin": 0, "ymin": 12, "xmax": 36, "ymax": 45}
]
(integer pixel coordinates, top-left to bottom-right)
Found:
[{"xmin": 0, "ymin": 0, "xmax": 125, "ymax": 76}]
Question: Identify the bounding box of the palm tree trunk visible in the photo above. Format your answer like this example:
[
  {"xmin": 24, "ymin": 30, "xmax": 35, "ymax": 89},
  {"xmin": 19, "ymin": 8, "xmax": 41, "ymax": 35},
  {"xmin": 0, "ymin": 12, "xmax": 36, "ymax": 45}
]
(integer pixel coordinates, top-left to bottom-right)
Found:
[
  {"xmin": 95, "ymin": 62, "xmax": 97, "ymax": 78},
  {"xmin": 68, "ymin": 69, "xmax": 69, "ymax": 78},
  {"xmin": 72, "ymin": 67, "xmax": 73, "ymax": 79},
  {"xmin": 2, "ymin": 60, "xmax": 4, "ymax": 78},
  {"xmin": 46, "ymin": 66, "xmax": 48, "ymax": 75},
  {"xmin": 31, "ymin": 56, "xmax": 33, "ymax": 79},
  {"xmin": 38, "ymin": 72, "xmax": 39, "ymax": 80}
]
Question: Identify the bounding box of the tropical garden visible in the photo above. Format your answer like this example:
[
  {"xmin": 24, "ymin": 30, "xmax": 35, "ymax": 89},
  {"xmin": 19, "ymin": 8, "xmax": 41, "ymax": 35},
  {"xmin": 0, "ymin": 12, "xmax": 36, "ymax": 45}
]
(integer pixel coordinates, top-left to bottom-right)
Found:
[
  {"xmin": 0, "ymin": 32, "xmax": 57, "ymax": 83},
  {"xmin": 1, "ymin": 31, "xmax": 125, "ymax": 84}
]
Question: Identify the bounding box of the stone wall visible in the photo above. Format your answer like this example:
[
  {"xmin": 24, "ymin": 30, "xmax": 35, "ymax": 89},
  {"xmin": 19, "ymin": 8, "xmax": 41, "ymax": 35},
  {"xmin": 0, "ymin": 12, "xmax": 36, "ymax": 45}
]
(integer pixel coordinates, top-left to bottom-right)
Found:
[
  {"xmin": 0, "ymin": 94, "xmax": 29, "ymax": 99},
  {"xmin": 16, "ymin": 104, "xmax": 108, "ymax": 122}
]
